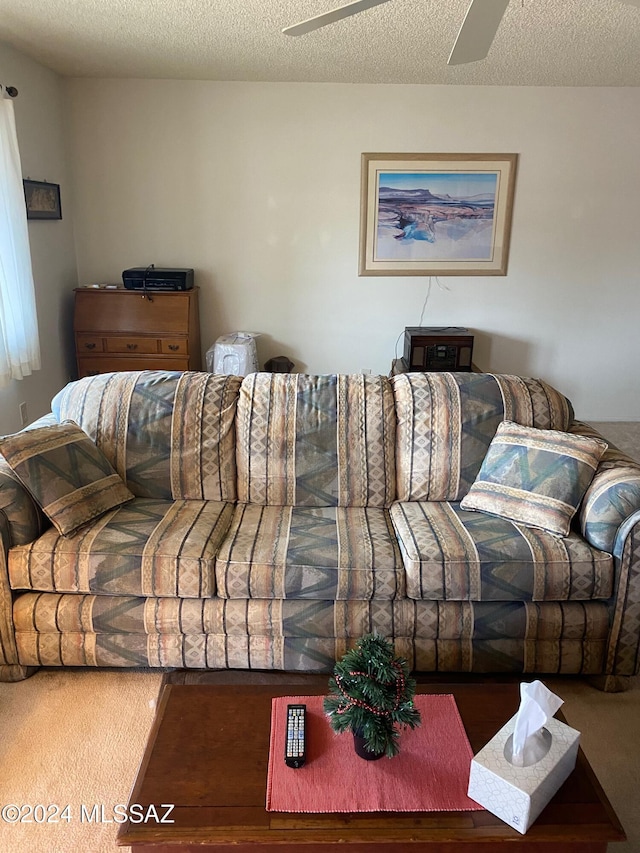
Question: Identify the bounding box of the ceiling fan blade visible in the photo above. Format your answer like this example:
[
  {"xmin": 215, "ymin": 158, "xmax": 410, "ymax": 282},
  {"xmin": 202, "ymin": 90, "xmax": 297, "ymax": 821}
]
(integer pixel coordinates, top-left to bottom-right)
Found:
[
  {"xmin": 283, "ymin": 0, "xmax": 391, "ymax": 36},
  {"xmin": 447, "ymin": 0, "xmax": 511, "ymax": 65}
]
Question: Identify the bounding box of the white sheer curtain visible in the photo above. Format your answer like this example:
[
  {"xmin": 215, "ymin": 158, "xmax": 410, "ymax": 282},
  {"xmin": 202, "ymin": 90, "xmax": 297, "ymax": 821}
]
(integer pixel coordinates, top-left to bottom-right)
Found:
[{"xmin": 0, "ymin": 92, "xmax": 41, "ymax": 385}]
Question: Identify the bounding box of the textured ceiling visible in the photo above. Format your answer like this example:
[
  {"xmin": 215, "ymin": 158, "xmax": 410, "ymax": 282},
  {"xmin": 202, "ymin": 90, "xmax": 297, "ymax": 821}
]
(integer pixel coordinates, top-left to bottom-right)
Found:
[{"xmin": 1, "ymin": 0, "xmax": 640, "ymax": 85}]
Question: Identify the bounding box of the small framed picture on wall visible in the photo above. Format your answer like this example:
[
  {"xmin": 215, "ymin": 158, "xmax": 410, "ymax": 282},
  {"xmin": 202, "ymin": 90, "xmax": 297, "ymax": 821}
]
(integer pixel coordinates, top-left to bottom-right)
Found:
[{"xmin": 23, "ymin": 179, "xmax": 62, "ymax": 220}]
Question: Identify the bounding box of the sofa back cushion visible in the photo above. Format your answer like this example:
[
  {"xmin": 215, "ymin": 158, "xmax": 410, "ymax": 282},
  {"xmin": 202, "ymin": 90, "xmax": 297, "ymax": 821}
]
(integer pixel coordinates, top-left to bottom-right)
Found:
[
  {"xmin": 51, "ymin": 371, "xmax": 242, "ymax": 501},
  {"xmin": 392, "ymin": 372, "xmax": 573, "ymax": 502},
  {"xmin": 236, "ymin": 373, "xmax": 396, "ymax": 507}
]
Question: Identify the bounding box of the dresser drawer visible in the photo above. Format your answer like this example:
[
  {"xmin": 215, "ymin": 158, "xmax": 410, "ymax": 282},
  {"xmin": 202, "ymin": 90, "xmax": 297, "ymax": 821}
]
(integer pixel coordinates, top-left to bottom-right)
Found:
[
  {"xmin": 74, "ymin": 290, "xmax": 191, "ymax": 334},
  {"xmin": 76, "ymin": 335, "xmax": 104, "ymax": 353},
  {"xmin": 77, "ymin": 356, "xmax": 190, "ymax": 378},
  {"xmin": 106, "ymin": 337, "xmax": 159, "ymax": 354},
  {"xmin": 160, "ymin": 339, "xmax": 188, "ymax": 355}
]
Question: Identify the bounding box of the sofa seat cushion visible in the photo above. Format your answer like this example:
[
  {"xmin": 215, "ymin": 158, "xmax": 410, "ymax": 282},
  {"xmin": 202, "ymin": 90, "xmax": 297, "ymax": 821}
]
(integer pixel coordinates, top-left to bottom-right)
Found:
[
  {"xmin": 8, "ymin": 498, "xmax": 234, "ymax": 598},
  {"xmin": 390, "ymin": 501, "xmax": 613, "ymax": 602},
  {"xmin": 215, "ymin": 503, "xmax": 404, "ymax": 600}
]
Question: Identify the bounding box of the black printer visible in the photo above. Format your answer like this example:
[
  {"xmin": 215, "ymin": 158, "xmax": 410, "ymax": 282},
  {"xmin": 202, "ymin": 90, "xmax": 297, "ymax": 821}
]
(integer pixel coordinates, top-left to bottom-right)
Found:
[{"xmin": 122, "ymin": 266, "xmax": 194, "ymax": 291}]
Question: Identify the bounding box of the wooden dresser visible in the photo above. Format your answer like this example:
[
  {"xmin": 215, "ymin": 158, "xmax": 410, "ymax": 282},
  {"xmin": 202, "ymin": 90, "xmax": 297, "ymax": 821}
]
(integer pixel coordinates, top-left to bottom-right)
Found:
[{"xmin": 74, "ymin": 287, "xmax": 201, "ymax": 378}]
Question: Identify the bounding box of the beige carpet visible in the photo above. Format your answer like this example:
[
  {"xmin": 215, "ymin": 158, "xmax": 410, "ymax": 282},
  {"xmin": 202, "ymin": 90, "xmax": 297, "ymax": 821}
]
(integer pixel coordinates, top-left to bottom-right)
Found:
[
  {"xmin": 0, "ymin": 668, "xmax": 162, "ymax": 853},
  {"xmin": 0, "ymin": 669, "xmax": 638, "ymax": 852},
  {"xmin": 550, "ymin": 675, "xmax": 640, "ymax": 852},
  {"xmin": 590, "ymin": 422, "xmax": 640, "ymax": 462}
]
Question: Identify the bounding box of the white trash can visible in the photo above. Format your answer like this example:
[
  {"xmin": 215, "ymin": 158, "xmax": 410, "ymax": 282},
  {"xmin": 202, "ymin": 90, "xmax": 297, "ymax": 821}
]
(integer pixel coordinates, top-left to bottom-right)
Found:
[{"xmin": 206, "ymin": 332, "xmax": 260, "ymax": 376}]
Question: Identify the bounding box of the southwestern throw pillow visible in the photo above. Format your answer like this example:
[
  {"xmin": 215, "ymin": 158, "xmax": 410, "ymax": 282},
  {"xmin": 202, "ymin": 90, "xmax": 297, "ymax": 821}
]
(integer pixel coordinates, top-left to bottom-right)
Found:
[
  {"xmin": 0, "ymin": 420, "xmax": 134, "ymax": 536},
  {"xmin": 460, "ymin": 421, "xmax": 608, "ymax": 537}
]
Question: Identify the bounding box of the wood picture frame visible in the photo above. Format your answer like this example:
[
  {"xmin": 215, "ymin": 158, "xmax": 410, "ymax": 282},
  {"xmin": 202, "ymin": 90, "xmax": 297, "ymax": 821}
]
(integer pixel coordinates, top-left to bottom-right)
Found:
[
  {"xmin": 359, "ymin": 153, "xmax": 517, "ymax": 276},
  {"xmin": 23, "ymin": 179, "xmax": 62, "ymax": 220}
]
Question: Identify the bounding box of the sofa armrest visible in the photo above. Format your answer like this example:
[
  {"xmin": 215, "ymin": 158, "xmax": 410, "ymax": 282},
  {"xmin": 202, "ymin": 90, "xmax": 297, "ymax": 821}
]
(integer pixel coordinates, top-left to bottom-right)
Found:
[
  {"xmin": 0, "ymin": 458, "xmax": 46, "ymax": 547},
  {"xmin": 570, "ymin": 422, "xmax": 640, "ymax": 554},
  {"xmin": 0, "ymin": 422, "xmax": 52, "ymax": 680},
  {"xmin": 0, "ymin": 411, "xmax": 57, "ymax": 545},
  {"xmin": 605, "ymin": 511, "xmax": 640, "ymax": 677},
  {"xmin": 0, "ymin": 463, "xmax": 45, "ymax": 679}
]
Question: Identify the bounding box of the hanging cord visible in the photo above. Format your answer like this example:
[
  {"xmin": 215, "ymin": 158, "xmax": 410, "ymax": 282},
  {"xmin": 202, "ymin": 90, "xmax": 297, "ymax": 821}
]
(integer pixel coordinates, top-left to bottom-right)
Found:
[
  {"xmin": 394, "ymin": 277, "xmax": 434, "ymax": 361},
  {"xmin": 435, "ymin": 275, "xmax": 450, "ymax": 293},
  {"xmin": 142, "ymin": 263, "xmax": 154, "ymax": 302},
  {"xmin": 420, "ymin": 276, "xmax": 463, "ymax": 331},
  {"xmin": 416, "ymin": 277, "xmax": 433, "ymax": 326},
  {"xmin": 394, "ymin": 276, "xmax": 460, "ymax": 365}
]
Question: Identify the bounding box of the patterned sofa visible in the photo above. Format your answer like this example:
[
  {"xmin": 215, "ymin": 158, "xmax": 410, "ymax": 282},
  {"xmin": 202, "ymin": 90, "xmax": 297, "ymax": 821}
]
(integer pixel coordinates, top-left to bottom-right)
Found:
[{"xmin": 0, "ymin": 369, "xmax": 639, "ymax": 690}]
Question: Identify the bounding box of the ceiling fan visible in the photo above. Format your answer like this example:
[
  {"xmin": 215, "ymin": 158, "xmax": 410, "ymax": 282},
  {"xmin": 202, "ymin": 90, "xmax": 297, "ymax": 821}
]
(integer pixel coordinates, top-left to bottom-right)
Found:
[{"xmin": 283, "ymin": 0, "xmax": 640, "ymax": 66}]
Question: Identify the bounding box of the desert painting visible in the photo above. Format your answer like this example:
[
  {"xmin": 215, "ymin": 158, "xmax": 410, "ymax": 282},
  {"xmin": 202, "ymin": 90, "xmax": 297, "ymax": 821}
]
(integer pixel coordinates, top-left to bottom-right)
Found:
[{"xmin": 374, "ymin": 170, "xmax": 499, "ymax": 263}]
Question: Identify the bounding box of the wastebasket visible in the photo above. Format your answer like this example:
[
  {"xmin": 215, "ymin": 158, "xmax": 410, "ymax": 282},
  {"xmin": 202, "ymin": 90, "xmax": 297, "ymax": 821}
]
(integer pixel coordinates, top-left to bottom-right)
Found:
[{"xmin": 264, "ymin": 356, "xmax": 294, "ymax": 373}]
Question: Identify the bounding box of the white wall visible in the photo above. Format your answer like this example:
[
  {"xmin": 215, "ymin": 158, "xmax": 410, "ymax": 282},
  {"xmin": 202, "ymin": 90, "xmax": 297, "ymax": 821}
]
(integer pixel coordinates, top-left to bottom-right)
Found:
[
  {"xmin": 0, "ymin": 42, "xmax": 78, "ymax": 433},
  {"xmin": 66, "ymin": 80, "xmax": 640, "ymax": 420}
]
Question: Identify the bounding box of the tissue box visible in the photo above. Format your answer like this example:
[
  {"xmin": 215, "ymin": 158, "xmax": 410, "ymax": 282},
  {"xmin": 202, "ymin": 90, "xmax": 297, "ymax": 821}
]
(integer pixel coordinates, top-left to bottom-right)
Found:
[{"xmin": 467, "ymin": 714, "xmax": 580, "ymax": 834}]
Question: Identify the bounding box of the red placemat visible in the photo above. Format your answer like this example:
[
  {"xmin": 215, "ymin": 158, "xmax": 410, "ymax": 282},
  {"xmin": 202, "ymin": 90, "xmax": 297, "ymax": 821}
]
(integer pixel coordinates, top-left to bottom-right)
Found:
[{"xmin": 266, "ymin": 694, "xmax": 482, "ymax": 813}]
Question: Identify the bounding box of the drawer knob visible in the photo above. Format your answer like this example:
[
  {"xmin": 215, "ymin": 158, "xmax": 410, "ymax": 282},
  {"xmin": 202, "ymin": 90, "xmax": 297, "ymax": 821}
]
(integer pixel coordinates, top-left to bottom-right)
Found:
[
  {"xmin": 168, "ymin": 344, "xmax": 179, "ymax": 351},
  {"xmin": 126, "ymin": 343, "xmax": 138, "ymax": 350},
  {"xmin": 85, "ymin": 342, "xmax": 96, "ymax": 350}
]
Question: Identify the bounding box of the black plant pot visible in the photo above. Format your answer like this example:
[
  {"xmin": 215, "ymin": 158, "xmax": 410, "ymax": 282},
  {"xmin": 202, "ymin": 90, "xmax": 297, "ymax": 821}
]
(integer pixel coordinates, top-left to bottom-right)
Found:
[{"xmin": 352, "ymin": 730, "xmax": 385, "ymax": 761}]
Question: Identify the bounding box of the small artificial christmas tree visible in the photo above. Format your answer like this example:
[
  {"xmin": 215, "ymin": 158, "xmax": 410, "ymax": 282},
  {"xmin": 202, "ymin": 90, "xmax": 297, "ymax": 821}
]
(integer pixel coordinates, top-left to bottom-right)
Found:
[{"xmin": 323, "ymin": 633, "xmax": 421, "ymax": 758}]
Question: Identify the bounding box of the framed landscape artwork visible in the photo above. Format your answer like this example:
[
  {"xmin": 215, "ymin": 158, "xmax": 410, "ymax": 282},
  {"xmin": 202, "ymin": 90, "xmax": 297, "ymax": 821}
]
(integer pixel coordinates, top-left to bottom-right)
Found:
[
  {"xmin": 23, "ymin": 179, "xmax": 62, "ymax": 220},
  {"xmin": 359, "ymin": 153, "xmax": 518, "ymax": 276}
]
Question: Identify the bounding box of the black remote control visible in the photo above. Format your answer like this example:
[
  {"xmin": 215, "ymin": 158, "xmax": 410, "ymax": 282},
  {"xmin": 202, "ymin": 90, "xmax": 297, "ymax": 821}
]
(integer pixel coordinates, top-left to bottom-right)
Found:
[{"xmin": 285, "ymin": 704, "xmax": 306, "ymax": 768}]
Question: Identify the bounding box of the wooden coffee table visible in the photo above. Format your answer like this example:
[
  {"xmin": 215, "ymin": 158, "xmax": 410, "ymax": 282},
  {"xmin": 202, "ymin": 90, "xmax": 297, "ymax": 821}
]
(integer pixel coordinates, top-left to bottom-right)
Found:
[{"xmin": 117, "ymin": 676, "xmax": 625, "ymax": 852}]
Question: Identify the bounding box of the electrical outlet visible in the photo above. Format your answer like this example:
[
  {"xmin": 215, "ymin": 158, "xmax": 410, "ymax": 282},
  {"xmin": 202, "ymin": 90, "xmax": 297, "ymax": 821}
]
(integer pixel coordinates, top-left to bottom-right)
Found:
[{"xmin": 19, "ymin": 401, "xmax": 28, "ymax": 427}]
